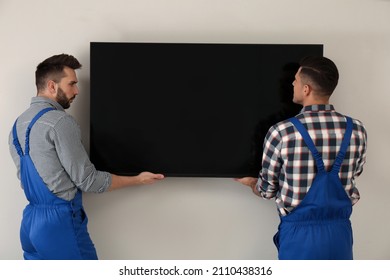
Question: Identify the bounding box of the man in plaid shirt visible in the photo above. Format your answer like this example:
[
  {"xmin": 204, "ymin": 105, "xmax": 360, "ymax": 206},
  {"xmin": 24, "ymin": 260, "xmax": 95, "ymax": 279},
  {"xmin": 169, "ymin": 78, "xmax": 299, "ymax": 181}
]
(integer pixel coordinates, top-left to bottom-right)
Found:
[{"xmin": 236, "ymin": 56, "xmax": 367, "ymax": 259}]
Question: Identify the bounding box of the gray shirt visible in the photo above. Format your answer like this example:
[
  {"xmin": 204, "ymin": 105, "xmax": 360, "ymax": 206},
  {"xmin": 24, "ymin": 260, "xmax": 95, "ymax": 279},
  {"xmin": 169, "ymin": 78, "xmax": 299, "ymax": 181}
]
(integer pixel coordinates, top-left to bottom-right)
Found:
[{"xmin": 9, "ymin": 97, "xmax": 111, "ymax": 201}]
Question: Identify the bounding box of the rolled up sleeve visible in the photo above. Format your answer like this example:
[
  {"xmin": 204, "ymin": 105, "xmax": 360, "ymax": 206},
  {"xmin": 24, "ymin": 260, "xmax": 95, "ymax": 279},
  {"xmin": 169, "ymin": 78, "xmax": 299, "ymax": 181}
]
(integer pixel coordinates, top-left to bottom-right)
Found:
[
  {"xmin": 52, "ymin": 115, "xmax": 112, "ymax": 193},
  {"xmin": 256, "ymin": 126, "xmax": 282, "ymax": 199}
]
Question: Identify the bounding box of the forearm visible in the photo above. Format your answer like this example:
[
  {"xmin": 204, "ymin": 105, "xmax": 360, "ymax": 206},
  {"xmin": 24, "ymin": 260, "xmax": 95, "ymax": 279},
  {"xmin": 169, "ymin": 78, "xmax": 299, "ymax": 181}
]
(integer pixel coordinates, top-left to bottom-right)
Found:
[
  {"xmin": 108, "ymin": 174, "xmax": 142, "ymax": 191},
  {"xmin": 107, "ymin": 172, "xmax": 165, "ymax": 191}
]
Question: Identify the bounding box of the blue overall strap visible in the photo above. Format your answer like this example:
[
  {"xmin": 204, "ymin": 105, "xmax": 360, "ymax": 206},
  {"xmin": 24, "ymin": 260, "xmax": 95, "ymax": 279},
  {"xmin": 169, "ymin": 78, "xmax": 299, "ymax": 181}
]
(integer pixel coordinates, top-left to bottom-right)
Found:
[
  {"xmin": 24, "ymin": 107, "xmax": 56, "ymax": 155},
  {"xmin": 289, "ymin": 117, "xmax": 325, "ymax": 172},
  {"xmin": 331, "ymin": 116, "xmax": 353, "ymax": 174},
  {"xmin": 13, "ymin": 107, "xmax": 56, "ymax": 156},
  {"xmin": 12, "ymin": 120, "xmax": 24, "ymax": 156},
  {"xmin": 290, "ymin": 116, "xmax": 354, "ymax": 174},
  {"xmin": 24, "ymin": 107, "xmax": 55, "ymax": 155}
]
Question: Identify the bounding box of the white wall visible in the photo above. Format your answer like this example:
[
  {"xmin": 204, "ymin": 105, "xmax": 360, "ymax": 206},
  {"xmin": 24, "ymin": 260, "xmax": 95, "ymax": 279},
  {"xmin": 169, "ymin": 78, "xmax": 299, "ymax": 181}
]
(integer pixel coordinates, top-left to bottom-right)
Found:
[{"xmin": 1, "ymin": 0, "xmax": 389, "ymax": 260}]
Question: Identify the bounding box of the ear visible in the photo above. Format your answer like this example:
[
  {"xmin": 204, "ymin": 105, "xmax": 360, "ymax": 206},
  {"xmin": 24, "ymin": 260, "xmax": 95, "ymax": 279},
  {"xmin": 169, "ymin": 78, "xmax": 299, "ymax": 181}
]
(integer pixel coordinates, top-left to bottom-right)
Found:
[
  {"xmin": 303, "ymin": 84, "xmax": 312, "ymax": 97},
  {"xmin": 47, "ymin": 80, "xmax": 58, "ymax": 95}
]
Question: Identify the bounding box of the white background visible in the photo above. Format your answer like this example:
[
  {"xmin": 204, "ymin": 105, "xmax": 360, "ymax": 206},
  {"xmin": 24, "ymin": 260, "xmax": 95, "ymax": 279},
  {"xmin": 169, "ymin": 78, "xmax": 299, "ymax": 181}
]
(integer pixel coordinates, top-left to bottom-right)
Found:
[{"xmin": 0, "ymin": 0, "xmax": 389, "ymax": 259}]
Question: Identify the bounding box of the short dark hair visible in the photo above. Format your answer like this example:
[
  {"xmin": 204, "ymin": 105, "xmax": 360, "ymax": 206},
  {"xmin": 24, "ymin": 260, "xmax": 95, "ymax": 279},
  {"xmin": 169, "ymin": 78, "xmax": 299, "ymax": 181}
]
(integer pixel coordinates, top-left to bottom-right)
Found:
[
  {"xmin": 299, "ymin": 56, "xmax": 339, "ymax": 96},
  {"xmin": 35, "ymin": 54, "xmax": 82, "ymax": 91}
]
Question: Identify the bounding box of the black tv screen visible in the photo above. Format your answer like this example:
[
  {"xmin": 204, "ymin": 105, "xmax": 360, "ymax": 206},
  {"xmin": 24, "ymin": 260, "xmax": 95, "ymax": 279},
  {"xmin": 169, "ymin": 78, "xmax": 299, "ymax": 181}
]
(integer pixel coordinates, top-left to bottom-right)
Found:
[{"xmin": 90, "ymin": 42, "xmax": 323, "ymax": 177}]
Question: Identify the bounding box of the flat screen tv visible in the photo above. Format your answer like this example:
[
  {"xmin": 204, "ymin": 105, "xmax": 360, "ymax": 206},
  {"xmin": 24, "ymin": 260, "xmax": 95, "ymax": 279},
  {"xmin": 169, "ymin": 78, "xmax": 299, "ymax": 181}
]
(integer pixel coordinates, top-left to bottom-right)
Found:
[{"xmin": 90, "ymin": 42, "xmax": 323, "ymax": 177}]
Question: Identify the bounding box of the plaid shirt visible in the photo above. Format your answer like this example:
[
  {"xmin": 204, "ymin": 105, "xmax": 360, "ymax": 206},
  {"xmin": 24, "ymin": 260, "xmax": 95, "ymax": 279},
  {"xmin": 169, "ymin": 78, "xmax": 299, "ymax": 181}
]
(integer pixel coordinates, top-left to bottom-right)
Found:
[{"xmin": 256, "ymin": 104, "xmax": 367, "ymax": 216}]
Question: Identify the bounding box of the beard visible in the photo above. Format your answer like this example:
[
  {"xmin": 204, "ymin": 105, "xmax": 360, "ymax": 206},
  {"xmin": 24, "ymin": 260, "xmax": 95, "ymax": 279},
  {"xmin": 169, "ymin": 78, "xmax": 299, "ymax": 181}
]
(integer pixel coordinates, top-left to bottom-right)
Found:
[{"xmin": 56, "ymin": 87, "xmax": 74, "ymax": 109}]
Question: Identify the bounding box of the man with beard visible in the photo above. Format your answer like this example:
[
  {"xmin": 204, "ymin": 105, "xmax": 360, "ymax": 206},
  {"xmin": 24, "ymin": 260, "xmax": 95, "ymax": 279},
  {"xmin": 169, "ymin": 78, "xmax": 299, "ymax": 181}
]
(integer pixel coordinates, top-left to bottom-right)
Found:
[{"xmin": 9, "ymin": 54, "xmax": 165, "ymax": 260}]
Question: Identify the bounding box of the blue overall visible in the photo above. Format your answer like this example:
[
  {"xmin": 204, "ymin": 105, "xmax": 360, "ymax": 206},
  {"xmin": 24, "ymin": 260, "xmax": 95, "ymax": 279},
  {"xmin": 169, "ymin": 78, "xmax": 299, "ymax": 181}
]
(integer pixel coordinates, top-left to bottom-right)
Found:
[
  {"xmin": 273, "ymin": 116, "xmax": 354, "ymax": 260},
  {"xmin": 12, "ymin": 108, "xmax": 98, "ymax": 260}
]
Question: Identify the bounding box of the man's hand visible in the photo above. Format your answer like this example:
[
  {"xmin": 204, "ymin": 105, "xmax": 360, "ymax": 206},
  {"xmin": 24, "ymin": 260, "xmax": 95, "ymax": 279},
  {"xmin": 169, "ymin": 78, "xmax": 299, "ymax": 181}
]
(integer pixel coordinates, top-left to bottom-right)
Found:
[
  {"xmin": 137, "ymin": 172, "xmax": 165, "ymax": 185},
  {"xmin": 234, "ymin": 177, "xmax": 260, "ymax": 195},
  {"xmin": 109, "ymin": 172, "xmax": 164, "ymax": 191}
]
